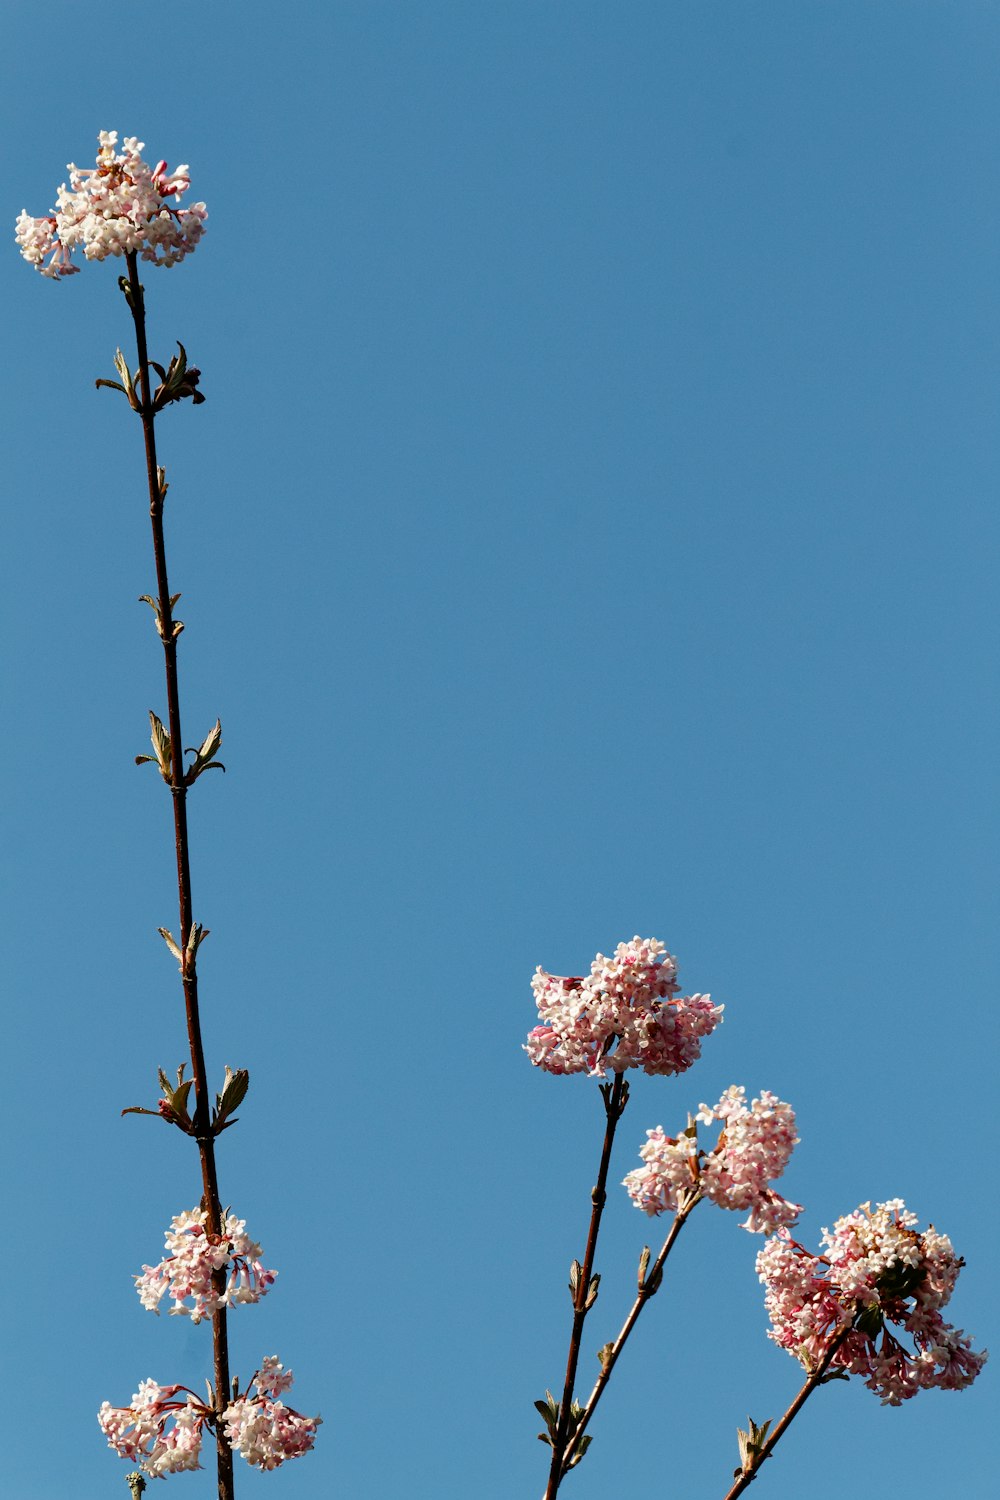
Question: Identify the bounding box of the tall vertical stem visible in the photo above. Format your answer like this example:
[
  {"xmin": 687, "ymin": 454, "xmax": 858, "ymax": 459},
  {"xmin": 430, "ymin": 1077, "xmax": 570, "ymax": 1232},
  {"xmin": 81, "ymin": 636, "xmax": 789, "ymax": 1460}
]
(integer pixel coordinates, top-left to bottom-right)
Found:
[
  {"xmin": 124, "ymin": 251, "xmax": 234, "ymax": 1500},
  {"xmin": 543, "ymin": 1071, "xmax": 627, "ymax": 1500}
]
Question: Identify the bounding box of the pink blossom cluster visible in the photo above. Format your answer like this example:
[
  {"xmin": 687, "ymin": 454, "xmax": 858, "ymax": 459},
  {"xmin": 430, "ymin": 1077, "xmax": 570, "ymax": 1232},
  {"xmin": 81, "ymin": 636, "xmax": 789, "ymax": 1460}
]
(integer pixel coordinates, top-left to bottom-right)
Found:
[
  {"xmin": 525, "ymin": 935, "xmax": 722, "ymax": 1077},
  {"xmin": 757, "ymin": 1199, "xmax": 988, "ymax": 1404},
  {"xmin": 98, "ymin": 1381, "xmax": 211, "ymax": 1478},
  {"xmin": 135, "ymin": 1206, "xmax": 276, "ymax": 1323},
  {"xmin": 223, "ymin": 1357, "xmax": 323, "ymax": 1471},
  {"xmin": 623, "ymin": 1086, "xmax": 802, "ymax": 1233},
  {"xmin": 15, "ymin": 130, "xmax": 206, "ymax": 279},
  {"xmin": 99, "ymin": 1359, "xmax": 321, "ymax": 1476}
]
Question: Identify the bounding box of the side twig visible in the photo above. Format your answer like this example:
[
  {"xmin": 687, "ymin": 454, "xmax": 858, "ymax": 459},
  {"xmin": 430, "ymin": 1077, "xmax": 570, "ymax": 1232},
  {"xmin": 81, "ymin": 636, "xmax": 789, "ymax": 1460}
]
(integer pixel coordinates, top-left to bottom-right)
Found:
[
  {"xmin": 721, "ymin": 1329, "xmax": 851, "ymax": 1500},
  {"xmin": 560, "ymin": 1192, "xmax": 701, "ymax": 1475}
]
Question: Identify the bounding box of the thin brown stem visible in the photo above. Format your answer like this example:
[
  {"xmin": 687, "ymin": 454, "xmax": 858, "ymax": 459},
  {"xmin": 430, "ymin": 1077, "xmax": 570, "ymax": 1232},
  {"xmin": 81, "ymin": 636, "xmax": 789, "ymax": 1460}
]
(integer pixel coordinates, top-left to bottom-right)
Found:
[
  {"xmin": 124, "ymin": 251, "xmax": 234, "ymax": 1500},
  {"xmin": 720, "ymin": 1329, "xmax": 851, "ymax": 1500},
  {"xmin": 543, "ymin": 1071, "xmax": 628, "ymax": 1500},
  {"xmin": 560, "ymin": 1192, "xmax": 700, "ymax": 1475}
]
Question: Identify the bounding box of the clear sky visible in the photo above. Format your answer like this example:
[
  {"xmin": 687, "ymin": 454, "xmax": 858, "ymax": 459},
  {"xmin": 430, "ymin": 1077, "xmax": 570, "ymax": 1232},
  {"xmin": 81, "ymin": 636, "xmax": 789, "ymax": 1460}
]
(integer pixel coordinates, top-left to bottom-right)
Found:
[{"xmin": 3, "ymin": 3, "xmax": 995, "ymax": 1498}]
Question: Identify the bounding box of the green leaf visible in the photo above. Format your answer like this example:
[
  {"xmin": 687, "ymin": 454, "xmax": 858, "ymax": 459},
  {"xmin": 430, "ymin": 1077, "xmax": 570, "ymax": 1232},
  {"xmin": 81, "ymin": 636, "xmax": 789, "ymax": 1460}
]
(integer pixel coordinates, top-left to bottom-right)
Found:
[
  {"xmin": 855, "ymin": 1304, "xmax": 885, "ymax": 1339},
  {"xmin": 172, "ymin": 1079, "xmax": 194, "ymax": 1111},
  {"xmin": 217, "ymin": 1067, "xmax": 249, "ymax": 1118},
  {"xmin": 568, "ymin": 1434, "xmax": 592, "ymax": 1467}
]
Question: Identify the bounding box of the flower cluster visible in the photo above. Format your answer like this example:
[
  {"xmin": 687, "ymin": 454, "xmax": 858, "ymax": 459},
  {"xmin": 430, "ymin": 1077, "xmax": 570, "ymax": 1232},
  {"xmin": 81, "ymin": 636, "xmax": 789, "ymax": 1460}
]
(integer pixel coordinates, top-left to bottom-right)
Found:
[
  {"xmin": 99, "ymin": 1360, "xmax": 321, "ymax": 1477},
  {"xmin": 15, "ymin": 130, "xmax": 206, "ymax": 278},
  {"xmin": 624, "ymin": 1086, "xmax": 802, "ymax": 1233},
  {"xmin": 525, "ymin": 936, "xmax": 722, "ymax": 1077},
  {"xmin": 102, "ymin": 1206, "xmax": 320, "ymax": 1474},
  {"xmin": 99, "ymin": 1381, "xmax": 211, "ymax": 1478},
  {"xmin": 223, "ymin": 1357, "xmax": 323, "ymax": 1470},
  {"xmin": 757, "ymin": 1199, "xmax": 988, "ymax": 1403},
  {"xmin": 135, "ymin": 1206, "xmax": 276, "ymax": 1323}
]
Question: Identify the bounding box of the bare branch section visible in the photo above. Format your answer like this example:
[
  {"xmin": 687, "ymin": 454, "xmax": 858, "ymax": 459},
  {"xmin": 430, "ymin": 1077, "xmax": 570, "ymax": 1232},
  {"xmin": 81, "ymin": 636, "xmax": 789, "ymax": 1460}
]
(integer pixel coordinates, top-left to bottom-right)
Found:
[{"xmin": 122, "ymin": 249, "xmax": 234, "ymax": 1500}]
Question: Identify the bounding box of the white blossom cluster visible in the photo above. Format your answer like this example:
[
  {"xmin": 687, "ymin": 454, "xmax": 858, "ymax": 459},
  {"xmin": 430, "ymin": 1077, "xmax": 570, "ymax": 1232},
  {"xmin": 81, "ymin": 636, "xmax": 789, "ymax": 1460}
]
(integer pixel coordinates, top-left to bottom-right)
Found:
[
  {"xmin": 98, "ymin": 1381, "xmax": 209, "ymax": 1478},
  {"xmin": 134, "ymin": 1206, "xmax": 276, "ymax": 1323},
  {"xmin": 223, "ymin": 1357, "xmax": 323, "ymax": 1471},
  {"xmin": 102, "ymin": 1204, "xmax": 318, "ymax": 1476},
  {"xmin": 99, "ymin": 1360, "xmax": 321, "ymax": 1477},
  {"xmin": 15, "ymin": 130, "xmax": 206, "ymax": 278}
]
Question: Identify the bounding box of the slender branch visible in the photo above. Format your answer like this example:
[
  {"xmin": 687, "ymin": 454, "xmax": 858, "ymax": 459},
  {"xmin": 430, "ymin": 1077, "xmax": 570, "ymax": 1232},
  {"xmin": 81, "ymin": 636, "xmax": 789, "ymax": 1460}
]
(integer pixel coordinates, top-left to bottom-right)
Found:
[
  {"xmin": 123, "ymin": 250, "xmax": 234, "ymax": 1500},
  {"xmin": 560, "ymin": 1192, "xmax": 701, "ymax": 1475},
  {"xmin": 721, "ymin": 1329, "xmax": 852, "ymax": 1500},
  {"xmin": 543, "ymin": 1071, "xmax": 628, "ymax": 1500}
]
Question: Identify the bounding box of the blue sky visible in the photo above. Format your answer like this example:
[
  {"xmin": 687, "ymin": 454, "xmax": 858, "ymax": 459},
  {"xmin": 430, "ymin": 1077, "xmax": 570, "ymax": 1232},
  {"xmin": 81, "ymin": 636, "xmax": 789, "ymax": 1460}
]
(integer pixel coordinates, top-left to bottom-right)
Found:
[{"xmin": 3, "ymin": 3, "xmax": 996, "ymax": 1498}]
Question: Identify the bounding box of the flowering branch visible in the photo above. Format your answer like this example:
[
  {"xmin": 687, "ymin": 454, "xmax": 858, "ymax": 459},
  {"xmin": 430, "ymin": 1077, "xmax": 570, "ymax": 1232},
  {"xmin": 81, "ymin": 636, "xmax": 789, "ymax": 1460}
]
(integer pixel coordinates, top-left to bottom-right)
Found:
[
  {"xmin": 530, "ymin": 937, "xmax": 723, "ymax": 1498},
  {"xmin": 524, "ymin": 934, "xmax": 982, "ymax": 1493},
  {"xmin": 722, "ymin": 1200, "xmax": 988, "ymax": 1495},
  {"xmin": 19, "ymin": 130, "xmax": 320, "ymax": 1492},
  {"xmin": 557, "ymin": 1084, "xmax": 803, "ymax": 1478}
]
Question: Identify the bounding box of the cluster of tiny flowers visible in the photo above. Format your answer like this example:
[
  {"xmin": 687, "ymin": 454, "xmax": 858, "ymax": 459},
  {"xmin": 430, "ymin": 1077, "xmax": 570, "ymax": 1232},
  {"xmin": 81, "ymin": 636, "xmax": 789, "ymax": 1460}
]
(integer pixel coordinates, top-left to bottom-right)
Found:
[
  {"xmin": 222, "ymin": 1357, "xmax": 323, "ymax": 1470},
  {"xmin": 757, "ymin": 1199, "xmax": 988, "ymax": 1404},
  {"xmin": 623, "ymin": 1086, "xmax": 802, "ymax": 1233},
  {"xmin": 525, "ymin": 936, "xmax": 722, "ymax": 1077},
  {"xmin": 98, "ymin": 1381, "xmax": 210, "ymax": 1478},
  {"xmin": 135, "ymin": 1206, "xmax": 276, "ymax": 1323},
  {"xmin": 99, "ymin": 1360, "xmax": 320, "ymax": 1476},
  {"xmin": 15, "ymin": 130, "xmax": 206, "ymax": 278}
]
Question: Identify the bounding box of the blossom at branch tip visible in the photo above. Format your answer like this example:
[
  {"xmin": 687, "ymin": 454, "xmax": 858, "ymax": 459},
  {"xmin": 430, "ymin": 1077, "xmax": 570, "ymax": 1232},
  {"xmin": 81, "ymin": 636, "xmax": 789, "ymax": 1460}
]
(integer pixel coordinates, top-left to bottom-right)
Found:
[
  {"xmin": 624, "ymin": 1086, "xmax": 802, "ymax": 1233},
  {"xmin": 15, "ymin": 130, "xmax": 206, "ymax": 279},
  {"xmin": 222, "ymin": 1358, "xmax": 323, "ymax": 1470},
  {"xmin": 134, "ymin": 1206, "xmax": 276, "ymax": 1323},
  {"xmin": 757, "ymin": 1199, "xmax": 988, "ymax": 1403},
  {"xmin": 98, "ymin": 1381, "xmax": 211, "ymax": 1478},
  {"xmin": 524, "ymin": 935, "xmax": 722, "ymax": 1078}
]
